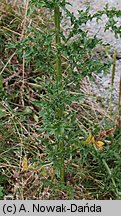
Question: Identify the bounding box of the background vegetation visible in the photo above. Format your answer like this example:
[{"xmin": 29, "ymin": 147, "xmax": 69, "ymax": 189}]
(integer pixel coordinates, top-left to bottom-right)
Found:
[{"xmin": 0, "ymin": 0, "xmax": 121, "ymax": 199}]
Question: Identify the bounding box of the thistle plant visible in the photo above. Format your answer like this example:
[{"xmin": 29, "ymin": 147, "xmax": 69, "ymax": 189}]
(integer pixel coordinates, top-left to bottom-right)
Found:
[{"xmin": 28, "ymin": 0, "xmax": 121, "ymax": 185}]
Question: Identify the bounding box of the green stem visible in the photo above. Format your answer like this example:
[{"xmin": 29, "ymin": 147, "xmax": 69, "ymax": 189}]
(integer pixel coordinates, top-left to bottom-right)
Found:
[
  {"xmin": 54, "ymin": 5, "xmax": 62, "ymax": 88},
  {"xmin": 59, "ymin": 140, "xmax": 65, "ymax": 182},
  {"xmin": 54, "ymin": 4, "xmax": 64, "ymax": 182},
  {"xmin": 110, "ymin": 50, "xmax": 116, "ymax": 116}
]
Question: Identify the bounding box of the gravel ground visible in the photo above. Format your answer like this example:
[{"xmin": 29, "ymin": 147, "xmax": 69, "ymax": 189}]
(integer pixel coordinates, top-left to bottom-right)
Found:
[{"xmin": 66, "ymin": 0, "xmax": 121, "ymax": 105}]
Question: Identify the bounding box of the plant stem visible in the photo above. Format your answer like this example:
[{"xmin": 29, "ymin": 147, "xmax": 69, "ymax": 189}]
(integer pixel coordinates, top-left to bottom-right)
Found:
[
  {"xmin": 54, "ymin": 5, "xmax": 62, "ymax": 88},
  {"xmin": 54, "ymin": 4, "xmax": 64, "ymax": 182},
  {"xmin": 59, "ymin": 140, "xmax": 65, "ymax": 182},
  {"xmin": 110, "ymin": 49, "xmax": 116, "ymax": 116}
]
